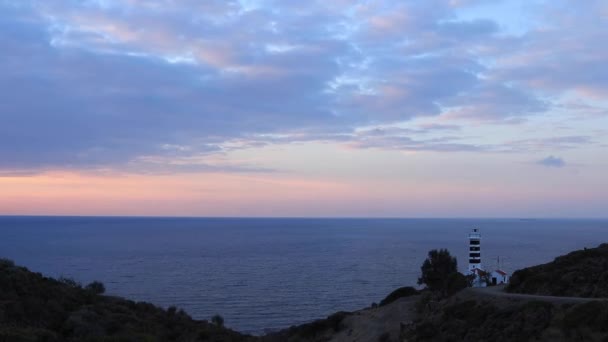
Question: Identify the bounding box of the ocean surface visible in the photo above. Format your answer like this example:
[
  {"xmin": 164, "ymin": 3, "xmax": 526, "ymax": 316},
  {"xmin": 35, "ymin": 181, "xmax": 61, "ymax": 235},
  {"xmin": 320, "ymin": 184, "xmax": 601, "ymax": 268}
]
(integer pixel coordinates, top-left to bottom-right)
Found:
[{"xmin": 1, "ymin": 217, "xmax": 607, "ymax": 334}]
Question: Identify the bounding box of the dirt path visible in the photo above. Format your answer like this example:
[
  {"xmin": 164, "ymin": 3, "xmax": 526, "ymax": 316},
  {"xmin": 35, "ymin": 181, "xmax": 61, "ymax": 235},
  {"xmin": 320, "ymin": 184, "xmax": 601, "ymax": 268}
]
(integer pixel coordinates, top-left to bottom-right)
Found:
[{"xmin": 468, "ymin": 285, "xmax": 606, "ymax": 304}]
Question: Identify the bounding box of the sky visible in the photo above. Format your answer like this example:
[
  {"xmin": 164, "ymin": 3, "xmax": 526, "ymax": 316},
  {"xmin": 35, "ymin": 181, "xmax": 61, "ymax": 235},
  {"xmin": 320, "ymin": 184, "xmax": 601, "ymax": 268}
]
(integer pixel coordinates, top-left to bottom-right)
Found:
[{"xmin": 1, "ymin": 0, "xmax": 607, "ymax": 218}]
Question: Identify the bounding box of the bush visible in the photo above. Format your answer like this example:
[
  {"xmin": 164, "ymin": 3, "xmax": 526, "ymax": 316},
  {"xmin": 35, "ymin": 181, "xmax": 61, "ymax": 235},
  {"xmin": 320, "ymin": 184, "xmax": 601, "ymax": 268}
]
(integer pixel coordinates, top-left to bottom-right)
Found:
[
  {"xmin": 85, "ymin": 281, "xmax": 105, "ymax": 294},
  {"xmin": 282, "ymin": 311, "xmax": 350, "ymax": 339},
  {"xmin": 0, "ymin": 261, "xmax": 250, "ymax": 341},
  {"xmin": 506, "ymin": 243, "xmax": 608, "ymax": 297},
  {"xmin": 378, "ymin": 331, "xmax": 391, "ymax": 342},
  {"xmin": 211, "ymin": 314, "xmax": 224, "ymax": 327},
  {"xmin": 326, "ymin": 312, "xmax": 348, "ymax": 332},
  {"xmin": 0, "ymin": 258, "xmax": 15, "ymax": 268},
  {"xmin": 562, "ymin": 301, "xmax": 608, "ymax": 335},
  {"xmin": 409, "ymin": 321, "xmax": 438, "ymax": 340},
  {"xmin": 446, "ymin": 272, "xmax": 469, "ymax": 296},
  {"xmin": 414, "ymin": 292, "xmax": 433, "ymax": 314},
  {"xmin": 379, "ymin": 287, "xmax": 418, "ymax": 306},
  {"xmin": 417, "ymin": 249, "xmax": 459, "ymax": 297},
  {"xmin": 58, "ymin": 277, "xmax": 81, "ymax": 288}
]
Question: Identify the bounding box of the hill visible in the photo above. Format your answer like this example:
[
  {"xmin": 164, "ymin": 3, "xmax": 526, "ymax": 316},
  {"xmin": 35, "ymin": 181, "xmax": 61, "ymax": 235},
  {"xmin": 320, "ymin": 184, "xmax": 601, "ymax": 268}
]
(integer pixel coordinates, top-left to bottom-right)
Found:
[
  {"xmin": 261, "ymin": 293, "xmax": 418, "ymax": 342},
  {"xmin": 403, "ymin": 243, "xmax": 608, "ymax": 342},
  {"xmin": 0, "ymin": 258, "xmax": 252, "ymax": 342},
  {"xmin": 507, "ymin": 243, "xmax": 608, "ymax": 297},
  {"xmin": 403, "ymin": 289, "xmax": 608, "ymax": 342}
]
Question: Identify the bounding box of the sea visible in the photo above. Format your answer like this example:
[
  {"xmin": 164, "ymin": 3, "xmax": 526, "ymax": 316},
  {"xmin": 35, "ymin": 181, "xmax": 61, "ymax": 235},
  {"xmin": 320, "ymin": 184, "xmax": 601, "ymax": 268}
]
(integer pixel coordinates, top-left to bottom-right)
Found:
[{"xmin": 0, "ymin": 216, "xmax": 607, "ymax": 334}]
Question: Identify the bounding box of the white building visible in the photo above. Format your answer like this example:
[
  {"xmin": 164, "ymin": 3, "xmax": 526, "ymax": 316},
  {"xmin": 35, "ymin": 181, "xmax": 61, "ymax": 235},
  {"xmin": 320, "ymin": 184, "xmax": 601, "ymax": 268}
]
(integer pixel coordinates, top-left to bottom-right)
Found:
[
  {"xmin": 490, "ymin": 269, "xmax": 509, "ymax": 285},
  {"xmin": 470, "ymin": 268, "xmax": 488, "ymax": 288}
]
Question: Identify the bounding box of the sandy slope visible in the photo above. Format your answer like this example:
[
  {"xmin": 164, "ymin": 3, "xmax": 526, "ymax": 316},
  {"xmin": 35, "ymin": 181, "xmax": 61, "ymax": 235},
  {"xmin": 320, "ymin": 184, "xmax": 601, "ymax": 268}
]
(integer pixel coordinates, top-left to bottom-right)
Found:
[{"xmin": 327, "ymin": 296, "xmax": 418, "ymax": 342}]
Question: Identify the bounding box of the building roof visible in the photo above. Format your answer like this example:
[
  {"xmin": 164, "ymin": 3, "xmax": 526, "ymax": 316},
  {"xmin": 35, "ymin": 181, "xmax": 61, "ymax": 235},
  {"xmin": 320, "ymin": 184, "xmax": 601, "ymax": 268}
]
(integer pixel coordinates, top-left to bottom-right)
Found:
[{"xmin": 494, "ymin": 269, "xmax": 508, "ymax": 276}]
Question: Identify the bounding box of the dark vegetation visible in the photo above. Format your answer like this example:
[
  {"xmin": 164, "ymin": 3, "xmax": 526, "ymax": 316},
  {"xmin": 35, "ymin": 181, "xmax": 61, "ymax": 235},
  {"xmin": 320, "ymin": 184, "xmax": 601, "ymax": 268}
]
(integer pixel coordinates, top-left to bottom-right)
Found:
[
  {"xmin": 405, "ymin": 243, "xmax": 608, "ymax": 342},
  {"xmin": 404, "ymin": 299, "xmax": 554, "ymax": 341},
  {"xmin": 417, "ymin": 249, "xmax": 469, "ymax": 298},
  {"xmin": 85, "ymin": 281, "xmax": 106, "ymax": 295},
  {"xmin": 261, "ymin": 312, "xmax": 350, "ymax": 342},
  {"xmin": 211, "ymin": 314, "xmax": 225, "ymax": 328},
  {"xmin": 0, "ymin": 258, "xmax": 251, "ymax": 341},
  {"xmin": 507, "ymin": 243, "xmax": 608, "ymax": 297},
  {"xmin": 403, "ymin": 297, "xmax": 608, "ymax": 342}
]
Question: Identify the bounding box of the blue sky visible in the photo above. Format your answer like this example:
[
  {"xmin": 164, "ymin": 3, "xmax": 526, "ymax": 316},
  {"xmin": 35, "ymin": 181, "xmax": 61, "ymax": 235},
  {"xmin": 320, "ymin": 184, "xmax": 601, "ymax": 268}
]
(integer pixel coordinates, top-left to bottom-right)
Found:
[{"xmin": 1, "ymin": 0, "xmax": 607, "ymax": 217}]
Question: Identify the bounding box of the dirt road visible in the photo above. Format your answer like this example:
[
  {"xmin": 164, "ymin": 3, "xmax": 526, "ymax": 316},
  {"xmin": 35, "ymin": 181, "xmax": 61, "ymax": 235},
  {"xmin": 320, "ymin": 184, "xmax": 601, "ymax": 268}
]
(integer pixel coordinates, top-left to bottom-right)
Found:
[{"xmin": 468, "ymin": 285, "xmax": 606, "ymax": 304}]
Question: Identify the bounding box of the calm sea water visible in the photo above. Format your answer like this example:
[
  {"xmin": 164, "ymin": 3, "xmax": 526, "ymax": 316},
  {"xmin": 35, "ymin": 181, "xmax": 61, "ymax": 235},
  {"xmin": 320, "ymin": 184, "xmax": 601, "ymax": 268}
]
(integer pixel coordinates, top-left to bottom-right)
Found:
[{"xmin": 0, "ymin": 217, "xmax": 607, "ymax": 333}]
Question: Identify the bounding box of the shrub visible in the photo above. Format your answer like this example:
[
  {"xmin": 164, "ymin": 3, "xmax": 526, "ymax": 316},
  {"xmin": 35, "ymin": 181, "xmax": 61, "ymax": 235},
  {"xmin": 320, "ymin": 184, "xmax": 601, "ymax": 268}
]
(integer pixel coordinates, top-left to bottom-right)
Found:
[
  {"xmin": 446, "ymin": 272, "xmax": 469, "ymax": 296},
  {"xmin": 58, "ymin": 276, "xmax": 81, "ymax": 288},
  {"xmin": 465, "ymin": 273, "xmax": 476, "ymax": 287},
  {"xmin": 211, "ymin": 314, "xmax": 224, "ymax": 327},
  {"xmin": 506, "ymin": 243, "xmax": 608, "ymax": 297},
  {"xmin": 0, "ymin": 258, "xmax": 15, "ymax": 268},
  {"xmin": 409, "ymin": 322, "xmax": 438, "ymax": 340},
  {"xmin": 417, "ymin": 249, "xmax": 459, "ymax": 297},
  {"xmin": 562, "ymin": 301, "xmax": 608, "ymax": 334},
  {"xmin": 326, "ymin": 312, "xmax": 348, "ymax": 332},
  {"xmin": 378, "ymin": 331, "xmax": 391, "ymax": 342},
  {"xmin": 288, "ymin": 311, "xmax": 350, "ymax": 339},
  {"xmin": 0, "ymin": 261, "xmax": 250, "ymax": 341},
  {"xmin": 85, "ymin": 281, "xmax": 105, "ymax": 294},
  {"xmin": 414, "ymin": 292, "xmax": 433, "ymax": 314},
  {"xmin": 379, "ymin": 287, "xmax": 418, "ymax": 306}
]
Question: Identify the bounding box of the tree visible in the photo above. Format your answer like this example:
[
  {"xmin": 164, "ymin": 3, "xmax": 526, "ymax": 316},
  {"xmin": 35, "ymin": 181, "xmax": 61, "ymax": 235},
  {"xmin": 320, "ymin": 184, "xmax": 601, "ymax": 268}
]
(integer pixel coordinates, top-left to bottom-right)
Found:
[
  {"xmin": 85, "ymin": 281, "xmax": 106, "ymax": 294},
  {"xmin": 465, "ymin": 273, "xmax": 477, "ymax": 287},
  {"xmin": 479, "ymin": 271, "xmax": 492, "ymax": 287},
  {"xmin": 211, "ymin": 314, "xmax": 224, "ymax": 327},
  {"xmin": 58, "ymin": 276, "xmax": 81, "ymax": 288},
  {"xmin": 418, "ymin": 249, "xmax": 458, "ymax": 297},
  {"xmin": 446, "ymin": 272, "xmax": 469, "ymax": 296}
]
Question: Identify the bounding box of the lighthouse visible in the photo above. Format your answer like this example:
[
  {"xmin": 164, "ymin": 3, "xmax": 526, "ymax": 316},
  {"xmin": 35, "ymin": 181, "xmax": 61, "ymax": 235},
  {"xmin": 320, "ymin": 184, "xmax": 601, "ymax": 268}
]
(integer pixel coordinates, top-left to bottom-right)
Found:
[
  {"xmin": 468, "ymin": 228, "xmax": 482, "ymax": 272},
  {"xmin": 467, "ymin": 228, "xmax": 510, "ymax": 287}
]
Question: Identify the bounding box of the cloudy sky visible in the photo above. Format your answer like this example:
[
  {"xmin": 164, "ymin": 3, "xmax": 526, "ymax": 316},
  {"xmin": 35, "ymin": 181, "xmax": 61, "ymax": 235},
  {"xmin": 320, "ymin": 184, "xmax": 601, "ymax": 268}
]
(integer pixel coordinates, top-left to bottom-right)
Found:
[{"xmin": 1, "ymin": 0, "xmax": 607, "ymax": 217}]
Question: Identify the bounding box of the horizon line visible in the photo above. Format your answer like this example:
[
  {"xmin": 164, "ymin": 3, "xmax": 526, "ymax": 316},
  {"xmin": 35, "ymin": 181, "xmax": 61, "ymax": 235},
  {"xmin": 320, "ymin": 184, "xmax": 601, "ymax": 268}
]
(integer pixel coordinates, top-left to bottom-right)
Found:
[{"xmin": 1, "ymin": 215, "xmax": 607, "ymax": 220}]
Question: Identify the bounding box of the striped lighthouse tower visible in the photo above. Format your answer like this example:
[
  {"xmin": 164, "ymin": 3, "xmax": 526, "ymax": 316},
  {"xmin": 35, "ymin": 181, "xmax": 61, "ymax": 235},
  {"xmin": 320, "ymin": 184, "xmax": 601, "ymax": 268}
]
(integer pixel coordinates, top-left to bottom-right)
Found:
[{"xmin": 468, "ymin": 228, "xmax": 482, "ymax": 272}]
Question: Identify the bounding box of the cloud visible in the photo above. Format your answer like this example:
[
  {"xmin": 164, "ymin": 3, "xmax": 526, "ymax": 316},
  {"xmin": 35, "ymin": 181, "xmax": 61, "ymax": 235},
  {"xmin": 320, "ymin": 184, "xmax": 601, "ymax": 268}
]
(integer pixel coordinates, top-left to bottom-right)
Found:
[
  {"xmin": 0, "ymin": 0, "xmax": 606, "ymax": 173},
  {"xmin": 508, "ymin": 136, "xmax": 593, "ymax": 152},
  {"xmin": 489, "ymin": 0, "xmax": 608, "ymax": 98},
  {"xmin": 437, "ymin": 19, "xmax": 499, "ymax": 37},
  {"xmin": 442, "ymin": 83, "xmax": 548, "ymax": 122},
  {"xmin": 344, "ymin": 132, "xmax": 595, "ymax": 154},
  {"xmin": 0, "ymin": 2, "xmax": 345, "ymax": 172},
  {"xmin": 537, "ymin": 156, "xmax": 566, "ymax": 168},
  {"xmin": 417, "ymin": 124, "xmax": 461, "ymax": 131}
]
